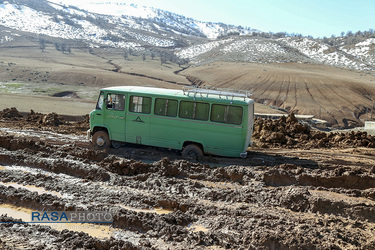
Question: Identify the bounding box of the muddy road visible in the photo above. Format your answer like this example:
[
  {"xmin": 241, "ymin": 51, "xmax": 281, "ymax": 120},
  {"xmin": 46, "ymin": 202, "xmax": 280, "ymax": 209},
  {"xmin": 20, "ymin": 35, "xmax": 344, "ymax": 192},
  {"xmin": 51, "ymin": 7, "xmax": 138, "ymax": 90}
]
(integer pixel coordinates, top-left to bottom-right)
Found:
[{"xmin": 1, "ymin": 108, "xmax": 375, "ymax": 249}]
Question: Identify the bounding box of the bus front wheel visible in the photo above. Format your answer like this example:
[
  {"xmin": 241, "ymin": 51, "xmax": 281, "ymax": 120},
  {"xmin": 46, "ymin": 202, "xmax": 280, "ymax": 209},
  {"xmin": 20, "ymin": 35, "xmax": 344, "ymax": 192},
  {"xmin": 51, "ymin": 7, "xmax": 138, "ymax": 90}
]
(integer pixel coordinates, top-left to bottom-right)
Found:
[
  {"xmin": 182, "ymin": 144, "xmax": 203, "ymax": 159},
  {"xmin": 92, "ymin": 131, "xmax": 110, "ymax": 148}
]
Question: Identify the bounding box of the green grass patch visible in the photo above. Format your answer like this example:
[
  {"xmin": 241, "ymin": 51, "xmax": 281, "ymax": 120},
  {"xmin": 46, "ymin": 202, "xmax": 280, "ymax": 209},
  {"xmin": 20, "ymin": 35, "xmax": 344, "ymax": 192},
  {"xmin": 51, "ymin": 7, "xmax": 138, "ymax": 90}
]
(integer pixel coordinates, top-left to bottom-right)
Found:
[{"xmin": 4, "ymin": 83, "xmax": 24, "ymax": 89}]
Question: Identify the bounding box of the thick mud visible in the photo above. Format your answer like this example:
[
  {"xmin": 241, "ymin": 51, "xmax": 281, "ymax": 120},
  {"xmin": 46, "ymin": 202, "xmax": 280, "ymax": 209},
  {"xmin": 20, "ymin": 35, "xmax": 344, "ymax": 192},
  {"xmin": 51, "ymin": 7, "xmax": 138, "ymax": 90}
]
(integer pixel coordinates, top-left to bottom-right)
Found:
[
  {"xmin": 253, "ymin": 113, "xmax": 375, "ymax": 149},
  {"xmin": 1, "ymin": 108, "xmax": 375, "ymax": 249}
]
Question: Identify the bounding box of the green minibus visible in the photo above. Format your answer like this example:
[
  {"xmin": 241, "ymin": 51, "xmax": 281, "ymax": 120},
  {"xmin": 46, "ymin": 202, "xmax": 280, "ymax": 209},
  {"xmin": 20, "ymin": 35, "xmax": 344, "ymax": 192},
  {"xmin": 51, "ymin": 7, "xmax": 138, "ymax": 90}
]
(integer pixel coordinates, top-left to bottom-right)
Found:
[{"xmin": 88, "ymin": 86, "xmax": 254, "ymax": 158}]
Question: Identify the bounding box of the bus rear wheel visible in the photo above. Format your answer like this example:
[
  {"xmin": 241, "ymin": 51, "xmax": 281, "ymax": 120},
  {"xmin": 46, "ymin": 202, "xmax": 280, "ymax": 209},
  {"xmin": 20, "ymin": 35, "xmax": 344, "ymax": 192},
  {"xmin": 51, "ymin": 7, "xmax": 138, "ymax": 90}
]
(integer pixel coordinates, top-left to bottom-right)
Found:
[
  {"xmin": 92, "ymin": 131, "xmax": 110, "ymax": 148},
  {"xmin": 182, "ymin": 144, "xmax": 203, "ymax": 159}
]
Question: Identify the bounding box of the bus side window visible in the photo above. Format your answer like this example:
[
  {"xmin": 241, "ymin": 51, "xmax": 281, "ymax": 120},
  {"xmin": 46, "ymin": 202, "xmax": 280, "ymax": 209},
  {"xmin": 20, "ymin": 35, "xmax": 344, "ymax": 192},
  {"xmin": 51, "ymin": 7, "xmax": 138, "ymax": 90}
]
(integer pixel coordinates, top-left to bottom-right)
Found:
[
  {"xmin": 179, "ymin": 101, "xmax": 209, "ymax": 120},
  {"xmin": 155, "ymin": 98, "xmax": 177, "ymax": 117},
  {"xmin": 227, "ymin": 106, "xmax": 243, "ymax": 125},
  {"xmin": 179, "ymin": 101, "xmax": 195, "ymax": 119},
  {"xmin": 211, "ymin": 104, "xmax": 226, "ymax": 123},
  {"xmin": 195, "ymin": 102, "xmax": 209, "ymax": 120},
  {"xmin": 130, "ymin": 96, "xmax": 151, "ymax": 114},
  {"xmin": 106, "ymin": 94, "xmax": 125, "ymax": 111},
  {"xmin": 211, "ymin": 104, "xmax": 243, "ymax": 125}
]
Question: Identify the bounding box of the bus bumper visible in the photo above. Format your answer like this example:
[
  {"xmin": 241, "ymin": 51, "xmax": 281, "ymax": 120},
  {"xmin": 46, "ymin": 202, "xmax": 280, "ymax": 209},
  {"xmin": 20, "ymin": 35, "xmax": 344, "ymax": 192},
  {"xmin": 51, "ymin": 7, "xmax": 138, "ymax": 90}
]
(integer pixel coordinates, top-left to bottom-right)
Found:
[
  {"xmin": 87, "ymin": 129, "xmax": 92, "ymax": 140},
  {"xmin": 240, "ymin": 152, "xmax": 247, "ymax": 158}
]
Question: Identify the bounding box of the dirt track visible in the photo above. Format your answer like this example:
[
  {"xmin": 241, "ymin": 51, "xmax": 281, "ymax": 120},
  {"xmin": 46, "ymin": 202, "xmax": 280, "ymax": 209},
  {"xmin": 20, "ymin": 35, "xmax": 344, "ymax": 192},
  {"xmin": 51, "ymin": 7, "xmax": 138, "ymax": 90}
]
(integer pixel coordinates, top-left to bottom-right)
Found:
[{"xmin": 1, "ymin": 109, "xmax": 375, "ymax": 249}]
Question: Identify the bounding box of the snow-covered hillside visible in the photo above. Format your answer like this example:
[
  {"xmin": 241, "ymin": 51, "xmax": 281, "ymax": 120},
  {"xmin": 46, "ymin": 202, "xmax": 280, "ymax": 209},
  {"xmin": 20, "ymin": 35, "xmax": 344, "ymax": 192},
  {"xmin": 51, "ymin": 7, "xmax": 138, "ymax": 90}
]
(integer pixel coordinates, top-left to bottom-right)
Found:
[
  {"xmin": 47, "ymin": 0, "xmax": 255, "ymax": 39},
  {"xmin": 49, "ymin": 0, "xmax": 159, "ymax": 19},
  {"xmin": 0, "ymin": 0, "xmax": 255, "ymax": 49},
  {"xmin": 0, "ymin": 3, "xmax": 107, "ymax": 42},
  {"xmin": 177, "ymin": 36, "xmax": 375, "ymax": 71},
  {"xmin": 0, "ymin": 0, "xmax": 375, "ymax": 72}
]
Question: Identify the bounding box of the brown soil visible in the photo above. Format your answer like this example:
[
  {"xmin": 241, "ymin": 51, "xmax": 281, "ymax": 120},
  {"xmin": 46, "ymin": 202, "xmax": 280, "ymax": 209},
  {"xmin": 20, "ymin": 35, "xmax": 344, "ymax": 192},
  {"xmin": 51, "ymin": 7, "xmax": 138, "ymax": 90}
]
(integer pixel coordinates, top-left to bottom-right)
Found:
[
  {"xmin": 183, "ymin": 62, "xmax": 375, "ymax": 128},
  {"xmin": 1, "ymin": 108, "xmax": 375, "ymax": 249},
  {"xmin": 253, "ymin": 113, "xmax": 375, "ymax": 149},
  {"xmin": 2, "ymin": 45, "xmax": 375, "ymax": 128}
]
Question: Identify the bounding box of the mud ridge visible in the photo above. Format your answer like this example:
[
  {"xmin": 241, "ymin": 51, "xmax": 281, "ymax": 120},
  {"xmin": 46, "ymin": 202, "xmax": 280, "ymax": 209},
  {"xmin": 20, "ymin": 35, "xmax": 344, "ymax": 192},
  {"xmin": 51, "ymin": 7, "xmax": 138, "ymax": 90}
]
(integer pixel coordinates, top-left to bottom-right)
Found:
[
  {"xmin": 253, "ymin": 113, "xmax": 375, "ymax": 148},
  {"xmin": 2, "ymin": 109, "xmax": 375, "ymax": 248},
  {"xmin": 0, "ymin": 215, "xmax": 137, "ymax": 249}
]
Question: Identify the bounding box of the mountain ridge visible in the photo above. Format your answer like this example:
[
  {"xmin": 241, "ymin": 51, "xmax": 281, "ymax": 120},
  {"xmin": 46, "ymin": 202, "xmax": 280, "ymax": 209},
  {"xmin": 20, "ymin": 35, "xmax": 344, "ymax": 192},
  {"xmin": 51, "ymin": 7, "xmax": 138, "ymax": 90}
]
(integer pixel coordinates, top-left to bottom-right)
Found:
[{"xmin": 0, "ymin": 0, "xmax": 375, "ymax": 73}]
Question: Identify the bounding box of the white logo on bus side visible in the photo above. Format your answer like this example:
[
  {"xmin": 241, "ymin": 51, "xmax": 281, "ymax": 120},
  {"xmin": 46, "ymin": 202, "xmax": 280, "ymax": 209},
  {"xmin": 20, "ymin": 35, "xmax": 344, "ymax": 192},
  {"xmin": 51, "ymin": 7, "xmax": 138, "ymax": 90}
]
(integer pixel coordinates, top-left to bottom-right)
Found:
[{"xmin": 106, "ymin": 114, "xmax": 125, "ymax": 119}]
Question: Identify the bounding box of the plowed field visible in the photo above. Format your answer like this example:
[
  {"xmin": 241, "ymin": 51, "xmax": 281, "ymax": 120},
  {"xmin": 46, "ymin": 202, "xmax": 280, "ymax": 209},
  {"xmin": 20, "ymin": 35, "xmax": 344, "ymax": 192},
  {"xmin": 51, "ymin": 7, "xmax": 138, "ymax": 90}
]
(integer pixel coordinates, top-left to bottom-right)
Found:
[
  {"xmin": 1, "ymin": 109, "xmax": 375, "ymax": 249},
  {"xmin": 183, "ymin": 62, "xmax": 375, "ymax": 128}
]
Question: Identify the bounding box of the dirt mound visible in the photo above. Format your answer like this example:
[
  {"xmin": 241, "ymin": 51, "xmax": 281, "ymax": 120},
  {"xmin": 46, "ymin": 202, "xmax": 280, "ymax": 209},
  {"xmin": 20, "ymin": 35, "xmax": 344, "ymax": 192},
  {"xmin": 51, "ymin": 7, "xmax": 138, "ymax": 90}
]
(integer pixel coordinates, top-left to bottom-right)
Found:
[
  {"xmin": 0, "ymin": 107, "xmax": 23, "ymax": 120},
  {"xmin": 25, "ymin": 109, "xmax": 43, "ymax": 122},
  {"xmin": 0, "ymin": 108, "xmax": 88, "ymax": 135},
  {"xmin": 1, "ymin": 108, "xmax": 66, "ymax": 126},
  {"xmin": 76, "ymin": 114, "xmax": 89, "ymax": 127},
  {"xmin": 40, "ymin": 112, "xmax": 65, "ymax": 126},
  {"xmin": 253, "ymin": 114, "xmax": 375, "ymax": 148},
  {"xmin": 25, "ymin": 109, "xmax": 67, "ymax": 126}
]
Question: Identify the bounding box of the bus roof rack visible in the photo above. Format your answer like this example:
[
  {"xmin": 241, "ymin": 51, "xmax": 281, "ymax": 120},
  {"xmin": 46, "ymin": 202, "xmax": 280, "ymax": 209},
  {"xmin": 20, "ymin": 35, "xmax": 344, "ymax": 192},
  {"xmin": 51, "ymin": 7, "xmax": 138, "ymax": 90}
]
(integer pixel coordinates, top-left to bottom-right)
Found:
[{"xmin": 182, "ymin": 86, "xmax": 252, "ymax": 100}]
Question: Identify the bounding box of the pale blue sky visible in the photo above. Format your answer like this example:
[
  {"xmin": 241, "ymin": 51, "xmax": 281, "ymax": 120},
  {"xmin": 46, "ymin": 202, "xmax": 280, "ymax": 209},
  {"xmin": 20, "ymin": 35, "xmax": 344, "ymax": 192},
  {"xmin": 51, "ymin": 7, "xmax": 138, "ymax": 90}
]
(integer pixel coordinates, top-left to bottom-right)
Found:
[
  {"xmin": 55, "ymin": 0, "xmax": 375, "ymax": 38},
  {"xmin": 121, "ymin": 0, "xmax": 375, "ymax": 38}
]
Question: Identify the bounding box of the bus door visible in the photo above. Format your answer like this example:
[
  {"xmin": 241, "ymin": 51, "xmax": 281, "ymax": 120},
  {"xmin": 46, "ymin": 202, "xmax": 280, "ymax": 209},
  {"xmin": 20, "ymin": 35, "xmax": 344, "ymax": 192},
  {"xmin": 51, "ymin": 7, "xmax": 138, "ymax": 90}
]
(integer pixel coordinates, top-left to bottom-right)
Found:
[
  {"xmin": 104, "ymin": 93, "xmax": 126, "ymax": 142},
  {"xmin": 126, "ymin": 95, "xmax": 151, "ymax": 145}
]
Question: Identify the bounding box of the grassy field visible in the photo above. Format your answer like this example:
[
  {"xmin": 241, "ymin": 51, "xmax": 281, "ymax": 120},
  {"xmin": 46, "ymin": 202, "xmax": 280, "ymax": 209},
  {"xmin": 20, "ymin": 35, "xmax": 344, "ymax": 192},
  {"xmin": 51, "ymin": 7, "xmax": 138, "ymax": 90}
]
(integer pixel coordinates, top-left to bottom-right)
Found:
[{"xmin": 1, "ymin": 42, "xmax": 374, "ymax": 127}]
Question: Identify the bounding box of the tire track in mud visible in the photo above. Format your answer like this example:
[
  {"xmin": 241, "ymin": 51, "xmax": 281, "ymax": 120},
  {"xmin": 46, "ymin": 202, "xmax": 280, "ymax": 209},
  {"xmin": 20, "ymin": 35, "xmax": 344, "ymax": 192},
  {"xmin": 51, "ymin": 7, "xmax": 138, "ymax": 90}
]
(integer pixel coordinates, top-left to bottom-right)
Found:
[
  {"xmin": 0, "ymin": 216, "xmax": 137, "ymax": 250},
  {"xmin": 2, "ymin": 125, "xmax": 375, "ymax": 248},
  {"xmin": 3, "ymin": 154, "xmax": 375, "ymax": 249}
]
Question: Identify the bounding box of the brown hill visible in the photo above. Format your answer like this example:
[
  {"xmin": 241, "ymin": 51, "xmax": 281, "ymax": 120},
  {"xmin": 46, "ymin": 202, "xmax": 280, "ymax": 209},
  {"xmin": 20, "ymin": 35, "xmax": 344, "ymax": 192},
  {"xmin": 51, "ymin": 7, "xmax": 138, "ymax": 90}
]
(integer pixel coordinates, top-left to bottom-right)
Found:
[
  {"xmin": 1, "ymin": 42, "xmax": 375, "ymax": 127},
  {"xmin": 182, "ymin": 62, "xmax": 375, "ymax": 127}
]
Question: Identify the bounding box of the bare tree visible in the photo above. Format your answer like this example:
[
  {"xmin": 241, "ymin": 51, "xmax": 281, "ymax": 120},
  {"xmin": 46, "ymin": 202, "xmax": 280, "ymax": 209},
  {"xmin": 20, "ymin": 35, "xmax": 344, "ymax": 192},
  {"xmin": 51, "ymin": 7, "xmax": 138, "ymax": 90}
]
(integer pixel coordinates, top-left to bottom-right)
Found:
[
  {"xmin": 54, "ymin": 42, "xmax": 60, "ymax": 51},
  {"xmin": 60, "ymin": 43, "xmax": 67, "ymax": 53},
  {"xmin": 38, "ymin": 38, "xmax": 46, "ymax": 52},
  {"xmin": 160, "ymin": 54, "xmax": 167, "ymax": 65},
  {"xmin": 355, "ymin": 31, "xmax": 363, "ymax": 37}
]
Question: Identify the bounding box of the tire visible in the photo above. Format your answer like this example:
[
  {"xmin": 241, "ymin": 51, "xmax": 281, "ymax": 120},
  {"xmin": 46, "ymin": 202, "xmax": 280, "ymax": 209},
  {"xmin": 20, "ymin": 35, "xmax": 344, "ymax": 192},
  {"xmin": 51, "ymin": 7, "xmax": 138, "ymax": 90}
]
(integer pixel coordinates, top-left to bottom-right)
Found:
[
  {"xmin": 181, "ymin": 144, "xmax": 203, "ymax": 159},
  {"xmin": 92, "ymin": 131, "xmax": 111, "ymax": 148}
]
